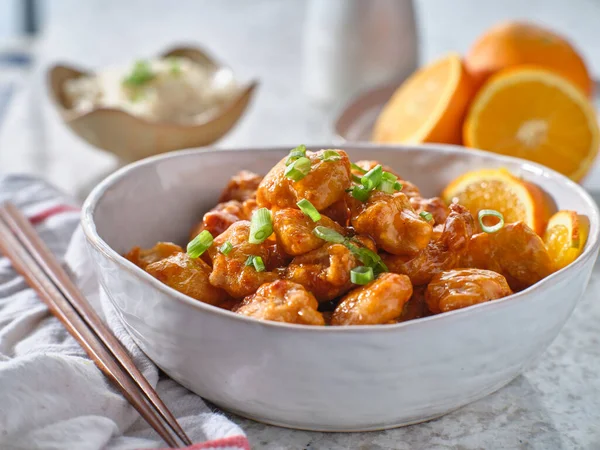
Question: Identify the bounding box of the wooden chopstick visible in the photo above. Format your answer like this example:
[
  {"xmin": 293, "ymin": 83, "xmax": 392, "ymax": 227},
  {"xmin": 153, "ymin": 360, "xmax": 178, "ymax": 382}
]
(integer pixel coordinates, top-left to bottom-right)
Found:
[
  {"xmin": 0, "ymin": 203, "xmax": 192, "ymax": 446},
  {"xmin": 0, "ymin": 205, "xmax": 186, "ymax": 448}
]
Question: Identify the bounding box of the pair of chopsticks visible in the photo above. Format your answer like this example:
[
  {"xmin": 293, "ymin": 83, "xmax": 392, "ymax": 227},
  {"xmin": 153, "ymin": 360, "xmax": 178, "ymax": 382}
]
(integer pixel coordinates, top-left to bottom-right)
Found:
[{"xmin": 0, "ymin": 202, "xmax": 192, "ymax": 448}]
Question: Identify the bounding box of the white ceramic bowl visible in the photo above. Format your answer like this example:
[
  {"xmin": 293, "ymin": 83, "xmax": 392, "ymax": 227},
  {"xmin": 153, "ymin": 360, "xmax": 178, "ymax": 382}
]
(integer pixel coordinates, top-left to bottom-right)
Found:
[{"xmin": 82, "ymin": 144, "xmax": 600, "ymax": 432}]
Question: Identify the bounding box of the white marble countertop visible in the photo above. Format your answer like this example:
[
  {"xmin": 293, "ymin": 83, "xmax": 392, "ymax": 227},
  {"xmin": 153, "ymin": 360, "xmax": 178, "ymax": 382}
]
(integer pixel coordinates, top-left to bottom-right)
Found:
[{"xmin": 1, "ymin": 1, "xmax": 599, "ymax": 448}]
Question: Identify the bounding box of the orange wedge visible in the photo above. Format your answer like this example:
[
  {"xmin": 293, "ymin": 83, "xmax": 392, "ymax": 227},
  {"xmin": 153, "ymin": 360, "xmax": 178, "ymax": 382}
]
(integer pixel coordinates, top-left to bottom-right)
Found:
[
  {"xmin": 442, "ymin": 168, "xmax": 551, "ymax": 235},
  {"xmin": 463, "ymin": 67, "xmax": 599, "ymax": 181},
  {"xmin": 372, "ymin": 53, "xmax": 473, "ymax": 144},
  {"xmin": 543, "ymin": 210, "xmax": 589, "ymax": 270}
]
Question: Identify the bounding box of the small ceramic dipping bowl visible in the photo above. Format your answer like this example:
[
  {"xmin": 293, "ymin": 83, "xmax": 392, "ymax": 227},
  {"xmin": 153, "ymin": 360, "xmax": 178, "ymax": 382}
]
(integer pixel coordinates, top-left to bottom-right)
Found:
[{"xmin": 47, "ymin": 46, "xmax": 258, "ymax": 162}]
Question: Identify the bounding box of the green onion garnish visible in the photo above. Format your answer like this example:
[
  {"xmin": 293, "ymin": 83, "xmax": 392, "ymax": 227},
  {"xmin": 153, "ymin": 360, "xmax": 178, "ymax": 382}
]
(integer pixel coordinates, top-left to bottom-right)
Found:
[
  {"xmin": 381, "ymin": 172, "xmax": 397, "ymax": 183},
  {"xmin": 345, "ymin": 242, "xmax": 388, "ymax": 275},
  {"xmin": 351, "ymin": 163, "xmax": 367, "ymax": 174},
  {"xmin": 394, "ymin": 181, "xmax": 403, "ymax": 191},
  {"xmin": 320, "ymin": 150, "xmax": 342, "ymax": 162},
  {"xmin": 253, "ymin": 256, "xmax": 266, "ymax": 272},
  {"xmin": 313, "ymin": 228, "xmax": 388, "ymax": 276},
  {"xmin": 350, "ymin": 185, "xmax": 370, "ymax": 202},
  {"xmin": 350, "ymin": 266, "xmax": 374, "ymax": 285},
  {"xmin": 219, "ymin": 241, "xmax": 233, "ymax": 255},
  {"xmin": 123, "ymin": 60, "xmax": 155, "ymax": 87},
  {"xmin": 351, "ymin": 174, "xmax": 362, "ymax": 184},
  {"xmin": 377, "ymin": 171, "xmax": 398, "ymax": 193},
  {"xmin": 297, "ymin": 199, "xmax": 321, "ymax": 222},
  {"xmin": 285, "ymin": 144, "xmax": 307, "ymax": 166},
  {"xmin": 284, "ymin": 156, "xmax": 311, "ymax": 181},
  {"xmin": 478, "ymin": 209, "xmax": 505, "ymax": 233},
  {"xmin": 361, "ymin": 164, "xmax": 383, "ymax": 191},
  {"xmin": 379, "ymin": 180, "xmax": 395, "ymax": 194},
  {"xmin": 244, "ymin": 255, "xmax": 266, "ymax": 272},
  {"xmin": 420, "ymin": 211, "xmax": 433, "ymax": 222},
  {"xmin": 313, "ymin": 226, "xmax": 346, "ymax": 244},
  {"xmin": 248, "ymin": 208, "xmax": 273, "ymax": 244},
  {"xmin": 187, "ymin": 230, "xmax": 213, "ymax": 258}
]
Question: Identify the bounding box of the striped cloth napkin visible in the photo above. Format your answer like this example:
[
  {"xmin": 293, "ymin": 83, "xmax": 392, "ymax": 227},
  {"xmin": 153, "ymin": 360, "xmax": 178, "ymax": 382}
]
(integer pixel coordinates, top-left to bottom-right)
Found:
[{"xmin": 0, "ymin": 174, "xmax": 250, "ymax": 450}]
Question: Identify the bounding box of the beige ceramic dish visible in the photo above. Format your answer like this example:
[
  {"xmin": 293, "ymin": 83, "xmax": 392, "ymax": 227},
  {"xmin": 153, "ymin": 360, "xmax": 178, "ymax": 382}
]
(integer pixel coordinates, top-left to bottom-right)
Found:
[{"xmin": 48, "ymin": 46, "xmax": 258, "ymax": 162}]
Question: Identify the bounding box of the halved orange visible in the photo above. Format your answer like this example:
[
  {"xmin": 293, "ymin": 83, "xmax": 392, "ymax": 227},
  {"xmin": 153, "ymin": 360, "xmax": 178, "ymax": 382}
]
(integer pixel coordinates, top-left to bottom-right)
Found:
[
  {"xmin": 372, "ymin": 53, "xmax": 474, "ymax": 144},
  {"xmin": 442, "ymin": 168, "xmax": 551, "ymax": 235},
  {"xmin": 543, "ymin": 210, "xmax": 589, "ymax": 270},
  {"xmin": 463, "ymin": 67, "xmax": 599, "ymax": 181}
]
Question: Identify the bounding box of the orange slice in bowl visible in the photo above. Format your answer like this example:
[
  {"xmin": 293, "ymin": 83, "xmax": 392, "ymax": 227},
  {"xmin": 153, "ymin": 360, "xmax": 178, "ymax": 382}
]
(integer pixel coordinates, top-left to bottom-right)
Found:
[
  {"xmin": 441, "ymin": 168, "xmax": 551, "ymax": 235},
  {"xmin": 463, "ymin": 67, "xmax": 599, "ymax": 181},
  {"xmin": 372, "ymin": 52, "xmax": 473, "ymax": 145},
  {"xmin": 543, "ymin": 210, "xmax": 589, "ymax": 270}
]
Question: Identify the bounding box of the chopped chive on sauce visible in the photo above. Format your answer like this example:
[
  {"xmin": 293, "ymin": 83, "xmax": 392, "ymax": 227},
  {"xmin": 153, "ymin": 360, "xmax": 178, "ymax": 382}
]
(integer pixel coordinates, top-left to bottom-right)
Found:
[
  {"xmin": 297, "ymin": 199, "xmax": 321, "ymax": 222},
  {"xmin": 312, "ymin": 227, "xmax": 388, "ymax": 276},
  {"xmin": 284, "ymin": 156, "xmax": 311, "ymax": 181},
  {"xmin": 219, "ymin": 241, "xmax": 233, "ymax": 255},
  {"xmin": 351, "ymin": 163, "xmax": 367, "ymax": 174},
  {"xmin": 245, "ymin": 255, "xmax": 265, "ymax": 272},
  {"xmin": 187, "ymin": 230, "xmax": 213, "ymax": 258},
  {"xmin": 313, "ymin": 226, "xmax": 346, "ymax": 244},
  {"xmin": 351, "ymin": 266, "xmax": 374, "ymax": 285},
  {"xmin": 320, "ymin": 150, "xmax": 342, "ymax": 162},
  {"xmin": 248, "ymin": 208, "xmax": 273, "ymax": 244},
  {"xmin": 285, "ymin": 144, "xmax": 307, "ymax": 166},
  {"xmin": 420, "ymin": 211, "xmax": 433, "ymax": 222},
  {"xmin": 350, "ymin": 185, "xmax": 370, "ymax": 202},
  {"xmin": 361, "ymin": 164, "xmax": 383, "ymax": 191}
]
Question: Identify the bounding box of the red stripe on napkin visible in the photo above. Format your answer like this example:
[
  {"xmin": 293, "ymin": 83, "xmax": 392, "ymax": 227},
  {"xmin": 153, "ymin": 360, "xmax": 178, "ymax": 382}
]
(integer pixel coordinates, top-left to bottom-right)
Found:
[
  {"xmin": 29, "ymin": 204, "xmax": 80, "ymax": 224},
  {"xmin": 152, "ymin": 434, "xmax": 251, "ymax": 450}
]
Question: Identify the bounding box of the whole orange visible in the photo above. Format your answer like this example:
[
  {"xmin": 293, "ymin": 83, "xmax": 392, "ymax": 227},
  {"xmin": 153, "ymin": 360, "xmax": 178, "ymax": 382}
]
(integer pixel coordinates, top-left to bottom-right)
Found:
[{"xmin": 465, "ymin": 21, "xmax": 593, "ymax": 97}]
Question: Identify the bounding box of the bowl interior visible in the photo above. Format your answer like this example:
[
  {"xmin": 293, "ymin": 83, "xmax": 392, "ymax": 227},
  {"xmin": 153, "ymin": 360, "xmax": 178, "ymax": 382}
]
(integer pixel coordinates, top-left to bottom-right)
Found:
[{"xmin": 85, "ymin": 145, "xmax": 599, "ymax": 264}]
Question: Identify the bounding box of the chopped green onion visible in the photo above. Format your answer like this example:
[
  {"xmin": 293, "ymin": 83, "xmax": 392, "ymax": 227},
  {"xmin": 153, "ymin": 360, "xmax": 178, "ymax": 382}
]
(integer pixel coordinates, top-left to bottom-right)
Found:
[
  {"xmin": 313, "ymin": 226, "xmax": 346, "ymax": 244},
  {"xmin": 350, "ymin": 185, "xmax": 371, "ymax": 202},
  {"xmin": 351, "ymin": 266, "xmax": 374, "ymax": 285},
  {"xmin": 187, "ymin": 230, "xmax": 213, "ymax": 258},
  {"xmin": 122, "ymin": 60, "xmax": 155, "ymax": 87},
  {"xmin": 478, "ymin": 209, "xmax": 505, "ymax": 233},
  {"xmin": 345, "ymin": 242, "xmax": 388, "ymax": 275},
  {"xmin": 219, "ymin": 241, "xmax": 233, "ymax": 255},
  {"xmin": 245, "ymin": 255, "xmax": 266, "ymax": 272},
  {"xmin": 381, "ymin": 171, "xmax": 398, "ymax": 183},
  {"xmin": 297, "ymin": 199, "xmax": 321, "ymax": 222},
  {"xmin": 252, "ymin": 256, "xmax": 266, "ymax": 272},
  {"xmin": 313, "ymin": 228, "xmax": 389, "ymax": 276},
  {"xmin": 361, "ymin": 164, "xmax": 383, "ymax": 191},
  {"xmin": 351, "ymin": 163, "xmax": 367, "ymax": 174},
  {"xmin": 285, "ymin": 144, "xmax": 307, "ymax": 165},
  {"xmin": 420, "ymin": 211, "xmax": 433, "ymax": 222},
  {"xmin": 394, "ymin": 181, "xmax": 403, "ymax": 191},
  {"xmin": 320, "ymin": 150, "xmax": 342, "ymax": 162},
  {"xmin": 379, "ymin": 180, "xmax": 396, "ymax": 194},
  {"xmin": 284, "ymin": 156, "xmax": 311, "ymax": 181},
  {"xmin": 351, "ymin": 174, "xmax": 362, "ymax": 184},
  {"xmin": 248, "ymin": 208, "xmax": 273, "ymax": 244}
]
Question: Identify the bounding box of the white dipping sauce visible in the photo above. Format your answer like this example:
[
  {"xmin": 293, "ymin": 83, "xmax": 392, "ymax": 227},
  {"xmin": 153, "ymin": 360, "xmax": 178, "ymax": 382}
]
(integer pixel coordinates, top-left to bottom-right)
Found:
[{"xmin": 64, "ymin": 57, "xmax": 239, "ymax": 124}]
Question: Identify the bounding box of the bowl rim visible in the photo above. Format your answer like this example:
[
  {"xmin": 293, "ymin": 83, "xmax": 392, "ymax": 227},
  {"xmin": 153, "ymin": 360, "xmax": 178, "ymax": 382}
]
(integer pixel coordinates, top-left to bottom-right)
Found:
[{"xmin": 81, "ymin": 143, "xmax": 600, "ymax": 333}]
